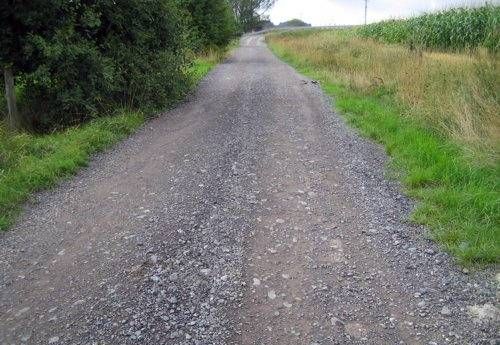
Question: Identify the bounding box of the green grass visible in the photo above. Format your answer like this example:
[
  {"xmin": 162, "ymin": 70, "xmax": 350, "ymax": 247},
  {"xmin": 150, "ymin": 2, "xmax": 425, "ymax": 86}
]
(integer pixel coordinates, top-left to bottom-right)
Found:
[
  {"xmin": 189, "ymin": 39, "xmax": 239, "ymax": 83},
  {"xmin": 190, "ymin": 58, "xmax": 216, "ymax": 83},
  {"xmin": 268, "ymin": 39, "xmax": 499, "ymax": 264},
  {"xmin": 0, "ymin": 111, "xmax": 144, "ymax": 229},
  {"xmin": 0, "ymin": 55, "xmax": 221, "ymax": 231}
]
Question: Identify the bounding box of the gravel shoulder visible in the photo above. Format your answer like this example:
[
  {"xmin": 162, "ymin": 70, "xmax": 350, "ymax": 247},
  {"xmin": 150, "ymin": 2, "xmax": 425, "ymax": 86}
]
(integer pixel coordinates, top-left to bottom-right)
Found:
[{"xmin": 0, "ymin": 35, "xmax": 498, "ymax": 344}]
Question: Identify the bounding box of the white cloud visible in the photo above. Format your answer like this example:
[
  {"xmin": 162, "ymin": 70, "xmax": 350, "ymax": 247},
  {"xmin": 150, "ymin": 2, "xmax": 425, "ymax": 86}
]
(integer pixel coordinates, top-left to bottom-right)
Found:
[{"xmin": 269, "ymin": 0, "xmax": 499, "ymax": 26}]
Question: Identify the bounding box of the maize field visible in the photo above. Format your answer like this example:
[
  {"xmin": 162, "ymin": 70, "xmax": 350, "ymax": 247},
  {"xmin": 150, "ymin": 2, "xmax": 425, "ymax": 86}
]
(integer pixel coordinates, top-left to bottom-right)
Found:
[{"xmin": 358, "ymin": 5, "xmax": 500, "ymax": 52}]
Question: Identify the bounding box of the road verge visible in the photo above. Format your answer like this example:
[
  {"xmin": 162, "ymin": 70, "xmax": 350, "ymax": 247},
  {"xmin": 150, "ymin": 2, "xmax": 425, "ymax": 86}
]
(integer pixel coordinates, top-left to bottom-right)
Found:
[{"xmin": 267, "ymin": 31, "xmax": 499, "ymax": 264}]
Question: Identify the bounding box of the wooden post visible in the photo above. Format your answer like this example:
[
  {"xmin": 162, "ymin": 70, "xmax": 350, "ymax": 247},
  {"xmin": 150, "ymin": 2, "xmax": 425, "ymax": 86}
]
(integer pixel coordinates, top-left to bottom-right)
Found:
[{"xmin": 4, "ymin": 65, "xmax": 20, "ymax": 131}]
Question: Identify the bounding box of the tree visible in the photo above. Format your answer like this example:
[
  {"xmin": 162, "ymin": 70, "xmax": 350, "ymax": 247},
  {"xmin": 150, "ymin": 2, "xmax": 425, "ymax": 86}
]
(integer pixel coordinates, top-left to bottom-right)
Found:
[
  {"xmin": 278, "ymin": 19, "xmax": 311, "ymax": 28},
  {"xmin": 180, "ymin": 0, "xmax": 237, "ymax": 50},
  {"xmin": 229, "ymin": 0, "xmax": 276, "ymax": 32}
]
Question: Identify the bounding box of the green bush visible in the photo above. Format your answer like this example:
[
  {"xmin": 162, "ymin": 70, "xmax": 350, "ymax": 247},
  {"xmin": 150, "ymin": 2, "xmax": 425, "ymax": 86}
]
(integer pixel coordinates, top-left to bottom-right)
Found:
[
  {"xmin": 22, "ymin": 34, "xmax": 116, "ymax": 130},
  {"xmin": 96, "ymin": 0, "xmax": 191, "ymax": 110},
  {"xmin": 181, "ymin": 0, "xmax": 237, "ymax": 51},
  {"xmin": 358, "ymin": 5, "xmax": 500, "ymax": 52},
  {"xmin": 0, "ymin": 0, "xmax": 192, "ymax": 131}
]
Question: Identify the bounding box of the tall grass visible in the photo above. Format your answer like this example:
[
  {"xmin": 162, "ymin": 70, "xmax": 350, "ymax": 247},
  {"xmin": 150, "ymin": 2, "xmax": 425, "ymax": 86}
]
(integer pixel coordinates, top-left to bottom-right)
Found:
[
  {"xmin": 359, "ymin": 5, "xmax": 500, "ymax": 52},
  {"xmin": 267, "ymin": 30, "xmax": 499, "ymax": 264}
]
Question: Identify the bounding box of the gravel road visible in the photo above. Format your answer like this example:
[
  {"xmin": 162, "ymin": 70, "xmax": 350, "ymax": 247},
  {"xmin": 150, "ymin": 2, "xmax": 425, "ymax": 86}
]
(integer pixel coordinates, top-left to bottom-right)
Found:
[{"xmin": 0, "ymin": 35, "xmax": 498, "ymax": 345}]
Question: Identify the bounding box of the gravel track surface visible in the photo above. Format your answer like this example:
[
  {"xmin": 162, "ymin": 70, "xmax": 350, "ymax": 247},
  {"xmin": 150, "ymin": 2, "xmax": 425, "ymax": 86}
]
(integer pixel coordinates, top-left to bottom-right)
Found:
[{"xmin": 0, "ymin": 35, "xmax": 498, "ymax": 345}]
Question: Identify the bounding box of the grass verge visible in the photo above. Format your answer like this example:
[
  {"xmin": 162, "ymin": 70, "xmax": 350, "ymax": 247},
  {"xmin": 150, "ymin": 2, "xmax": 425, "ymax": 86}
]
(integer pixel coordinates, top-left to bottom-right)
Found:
[
  {"xmin": 267, "ymin": 32, "xmax": 499, "ymax": 264},
  {"xmin": 189, "ymin": 40, "xmax": 239, "ymax": 83},
  {"xmin": 0, "ymin": 54, "xmax": 225, "ymax": 231},
  {"xmin": 0, "ymin": 111, "xmax": 143, "ymax": 229}
]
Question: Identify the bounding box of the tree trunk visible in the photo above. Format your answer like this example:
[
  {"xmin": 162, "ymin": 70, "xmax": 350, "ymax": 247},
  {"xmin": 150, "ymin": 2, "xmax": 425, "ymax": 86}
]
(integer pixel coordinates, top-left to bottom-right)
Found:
[{"xmin": 4, "ymin": 65, "xmax": 20, "ymax": 131}]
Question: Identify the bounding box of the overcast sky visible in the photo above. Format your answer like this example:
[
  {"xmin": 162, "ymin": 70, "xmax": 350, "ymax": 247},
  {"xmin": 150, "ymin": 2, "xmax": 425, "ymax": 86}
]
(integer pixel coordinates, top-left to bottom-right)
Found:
[{"xmin": 269, "ymin": 0, "xmax": 499, "ymax": 26}]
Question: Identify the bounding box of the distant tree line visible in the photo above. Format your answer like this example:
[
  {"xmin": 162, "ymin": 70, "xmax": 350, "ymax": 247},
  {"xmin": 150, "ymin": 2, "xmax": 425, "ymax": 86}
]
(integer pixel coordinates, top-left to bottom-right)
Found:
[
  {"xmin": 0, "ymin": 0, "xmax": 275, "ymax": 132},
  {"xmin": 277, "ymin": 19, "xmax": 311, "ymax": 28}
]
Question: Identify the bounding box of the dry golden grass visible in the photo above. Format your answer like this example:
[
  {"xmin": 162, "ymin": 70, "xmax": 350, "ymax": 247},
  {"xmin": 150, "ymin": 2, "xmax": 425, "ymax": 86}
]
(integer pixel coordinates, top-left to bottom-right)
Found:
[{"xmin": 269, "ymin": 30, "xmax": 499, "ymax": 163}]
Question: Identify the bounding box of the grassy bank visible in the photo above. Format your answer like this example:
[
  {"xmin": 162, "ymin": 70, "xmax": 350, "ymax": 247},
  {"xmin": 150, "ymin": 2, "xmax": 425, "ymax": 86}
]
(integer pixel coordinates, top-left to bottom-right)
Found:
[
  {"xmin": 0, "ymin": 54, "xmax": 225, "ymax": 230},
  {"xmin": 267, "ymin": 30, "xmax": 499, "ymax": 264}
]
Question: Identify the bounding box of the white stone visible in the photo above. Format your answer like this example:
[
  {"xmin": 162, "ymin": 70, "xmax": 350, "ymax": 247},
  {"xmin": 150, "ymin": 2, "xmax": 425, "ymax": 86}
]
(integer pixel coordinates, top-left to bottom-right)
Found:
[
  {"xmin": 48, "ymin": 336, "xmax": 60, "ymax": 344},
  {"xmin": 268, "ymin": 290, "xmax": 276, "ymax": 300},
  {"xmin": 468, "ymin": 304, "xmax": 500, "ymax": 323}
]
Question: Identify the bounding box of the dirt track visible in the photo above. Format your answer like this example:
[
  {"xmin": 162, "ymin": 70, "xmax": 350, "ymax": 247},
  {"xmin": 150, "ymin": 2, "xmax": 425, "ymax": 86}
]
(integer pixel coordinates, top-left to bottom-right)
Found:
[{"xmin": 0, "ymin": 35, "xmax": 498, "ymax": 344}]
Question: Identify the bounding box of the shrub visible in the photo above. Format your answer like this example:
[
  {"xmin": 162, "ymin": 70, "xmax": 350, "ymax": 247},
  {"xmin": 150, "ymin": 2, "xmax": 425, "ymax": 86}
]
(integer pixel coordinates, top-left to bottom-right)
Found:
[
  {"xmin": 0, "ymin": 0, "xmax": 191, "ymax": 131},
  {"xmin": 22, "ymin": 33, "xmax": 116, "ymax": 130},
  {"xmin": 95, "ymin": 0, "xmax": 191, "ymax": 110}
]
